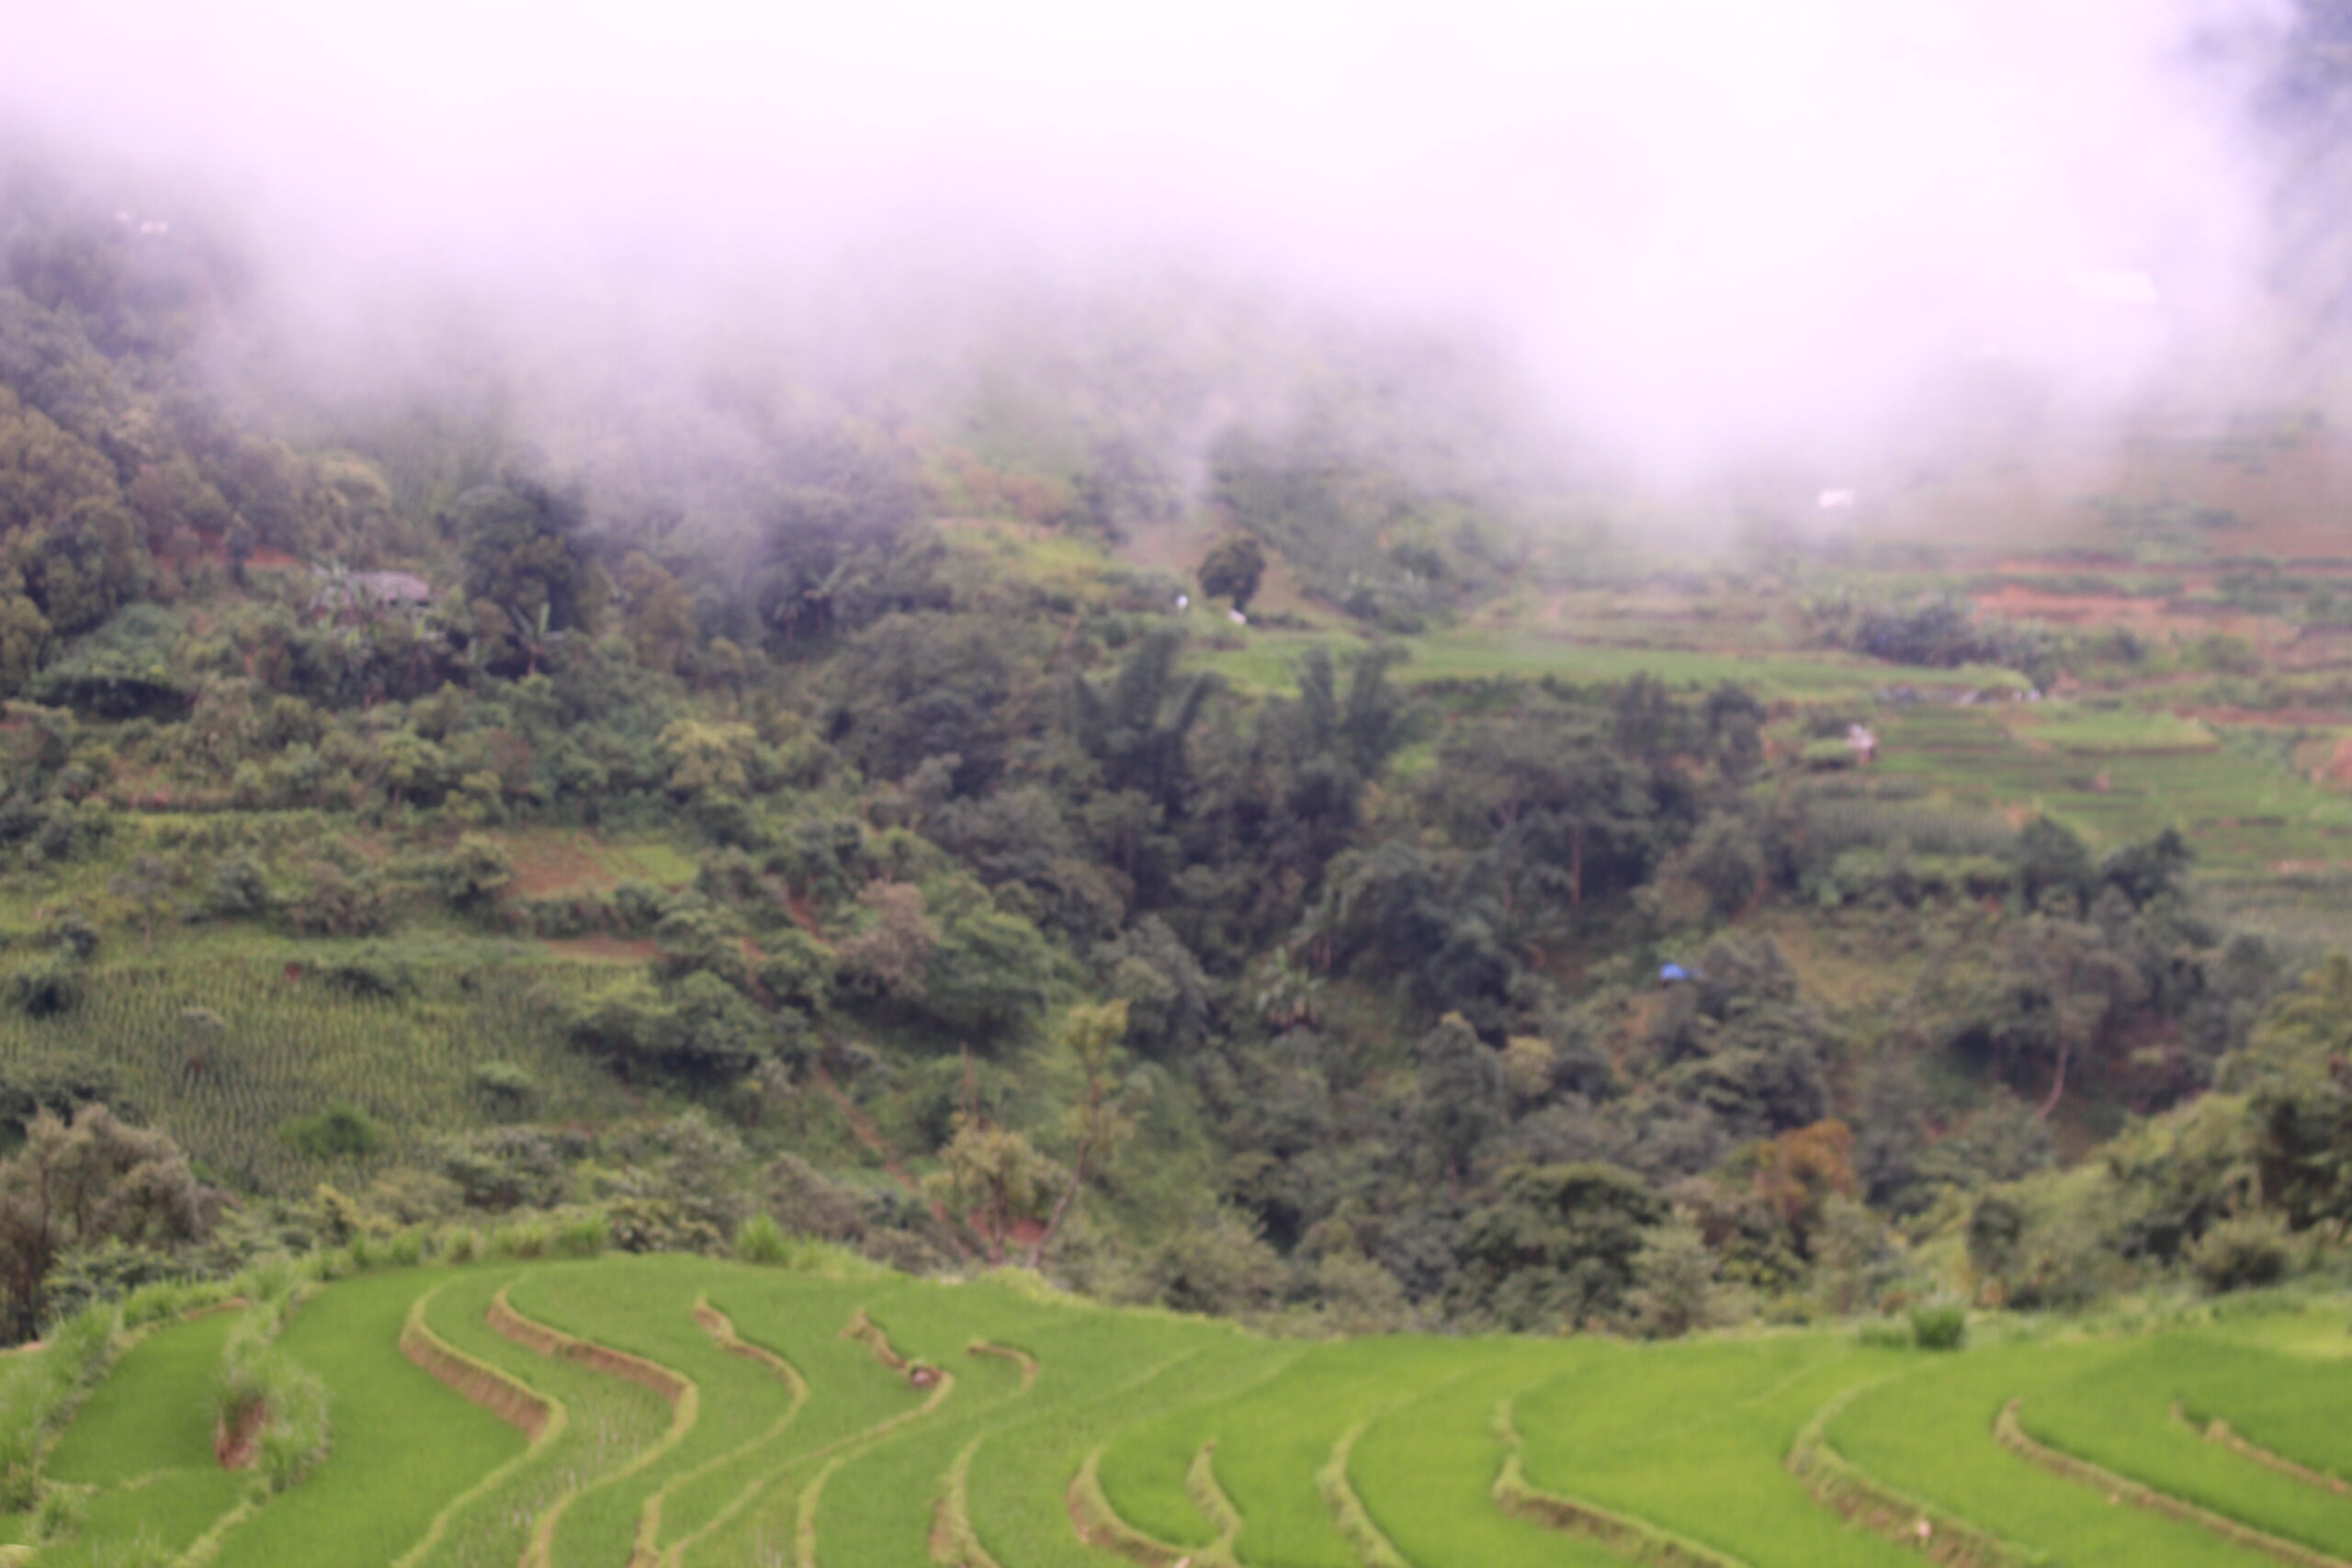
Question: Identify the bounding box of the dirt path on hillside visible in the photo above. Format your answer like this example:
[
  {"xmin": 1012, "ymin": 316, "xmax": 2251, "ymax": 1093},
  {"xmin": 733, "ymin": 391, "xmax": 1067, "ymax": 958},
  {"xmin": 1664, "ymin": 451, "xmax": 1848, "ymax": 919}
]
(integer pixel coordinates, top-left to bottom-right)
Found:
[{"xmin": 808, "ymin": 1064, "xmax": 971, "ymax": 1256}]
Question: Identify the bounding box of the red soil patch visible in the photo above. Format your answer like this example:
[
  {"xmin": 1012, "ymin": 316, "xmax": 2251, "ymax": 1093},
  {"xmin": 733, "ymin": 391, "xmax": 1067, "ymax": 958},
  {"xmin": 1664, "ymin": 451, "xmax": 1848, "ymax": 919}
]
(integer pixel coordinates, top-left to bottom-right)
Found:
[
  {"xmin": 1973, "ymin": 583, "xmax": 2279, "ymax": 642},
  {"xmin": 215, "ymin": 1400, "xmax": 267, "ymax": 1469},
  {"xmin": 244, "ymin": 547, "xmax": 304, "ymax": 572}
]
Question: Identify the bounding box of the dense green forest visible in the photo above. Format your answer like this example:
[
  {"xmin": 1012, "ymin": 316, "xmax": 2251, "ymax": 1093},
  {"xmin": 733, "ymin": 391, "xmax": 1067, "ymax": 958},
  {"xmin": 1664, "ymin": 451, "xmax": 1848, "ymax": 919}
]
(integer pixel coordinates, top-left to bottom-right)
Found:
[{"xmin": 5, "ymin": 122, "xmax": 2352, "ymax": 1360}]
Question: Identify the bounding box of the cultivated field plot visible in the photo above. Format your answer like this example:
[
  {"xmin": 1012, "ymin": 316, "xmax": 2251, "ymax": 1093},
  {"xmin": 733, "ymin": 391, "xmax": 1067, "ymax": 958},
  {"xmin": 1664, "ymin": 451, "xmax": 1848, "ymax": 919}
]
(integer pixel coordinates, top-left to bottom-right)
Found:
[
  {"xmin": 1873, "ymin": 707, "xmax": 2352, "ymax": 874},
  {"xmin": 0, "ymin": 959, "xmax": 634, "ymax": 1193},
  {"xmin": 1196, "ymin": 626, "xmax": 2024, "ymax": 701},
  {"xmin": 18, "ymin": 1256, "xmax": 2352, "ymax": 1568}
]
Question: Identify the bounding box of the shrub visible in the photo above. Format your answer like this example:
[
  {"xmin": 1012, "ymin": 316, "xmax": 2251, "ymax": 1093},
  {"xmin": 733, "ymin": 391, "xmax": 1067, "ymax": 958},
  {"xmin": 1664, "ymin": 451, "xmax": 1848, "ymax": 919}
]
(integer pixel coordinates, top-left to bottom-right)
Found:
[
  {"xmin": 1855, "ymin": 1317, "xmax": 1912, "ymax": 1350},
  {"xmin": 318, "ymin": 952, "xmax": 413, "ymax": 998},
  {"xmin": 1909, "ymin": 1303, "xmax": 1968, "ymax": 1350},
  {"xmin": 2188, "ymin": 1213, "xmax": 2292, "ymax": 1294},
  {"xmin": 33, "ymin": 1484, "xmax": 88, "ymax": 1543},
  {"xmin": 550, "ymin": 1211, "xmax": 611, "ymax": 1259},
  {"xmin": 432, "ymin": 833, "xmax": 514, "ymax": 916},
  {"xmin": 217, "ymin": 1293, "xmax": 332, "ymax": 1494},
  {"xmin": 280, "ymin": 1105, "xmax": 388, "ymax": 1161},
  {"xmin": 736, "ymin": 1213, "xmax": 791, "ymax": 1266},
  {"xmin": 257, "ymin": 1363, "xmax": 329, "ymax": 1492},
  {"xmin": 492, "ymin": 1221, "xmax": 550, "ymax": 1259},
  {"xmin": 208, "ymin": 855, "xmax": 272, "ymax": 919},
  {"xmin": 469, "ymin": 1060, "xmax": 537, "ymax": 1121},
  {"xmin": 8, "ymin": 956, "xmax": 84, "ymax": 1018}
]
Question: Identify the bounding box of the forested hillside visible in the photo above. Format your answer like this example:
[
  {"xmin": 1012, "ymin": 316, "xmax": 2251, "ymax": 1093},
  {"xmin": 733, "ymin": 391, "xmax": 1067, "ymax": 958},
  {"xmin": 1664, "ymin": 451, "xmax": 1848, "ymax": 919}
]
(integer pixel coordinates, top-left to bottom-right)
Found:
[{"xmin": 4, "ymin": 127, "xmax": 2352, "ymax": 1359}]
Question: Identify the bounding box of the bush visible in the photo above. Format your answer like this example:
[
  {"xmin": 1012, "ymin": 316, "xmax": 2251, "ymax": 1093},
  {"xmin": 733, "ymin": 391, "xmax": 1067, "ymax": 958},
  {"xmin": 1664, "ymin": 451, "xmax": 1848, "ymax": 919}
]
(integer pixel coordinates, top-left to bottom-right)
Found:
[
  {"xmin": 492, "ymin": 1221, "xmax": 550, "ymax": 1259},
  {"xmin": 318, "ymin": 952, "xmax": 413, "ymax": 998},
  {"xmin": 2188, "ymin": 1213, "xmax": 2292, "ymax": 1294},
  {"xmin": 8, "ymin": 956, "xmax": 84, "ymax": 1018},
  {"xmin": 1856, "ymin": 1317, "xmax": 1912, "ymax": 1350},
  {"xmin": 736, "ymin": 1213, "xmax": 791, "ymax": 1266},
  {"xmin": 550, "ymin": 1211, "xmax": 611, "ymax": 1258},
  {"xmin": 280, "ymin": 1105, "xmax": 388, "ymax": 1161},
  {"xmin": 215, "ymin": 1290, "xmax": 331, "ymax": 1494},
  {"xmin": 0, "ymin": 1301, "xmax": 119, "ymax": 1508},
  {"xmin": 1908, "ymin": 1303, "xmax": 1968, "ymax": 1350},
  {"xmin": 468, "ymin": 1060, "xmax": 537, "ymax": 1121},
  {"xmin": 33, "ymin": 1484, "xmax": 88, "ymax": 1543}
]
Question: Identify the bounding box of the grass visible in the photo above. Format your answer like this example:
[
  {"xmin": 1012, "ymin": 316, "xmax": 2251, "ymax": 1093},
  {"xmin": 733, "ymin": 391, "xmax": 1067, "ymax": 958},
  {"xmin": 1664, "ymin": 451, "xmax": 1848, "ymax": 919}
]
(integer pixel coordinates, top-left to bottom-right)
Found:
[
  {"xmin": 209, "ymin": 1269, "xmax": 524, "ymax": 1568},
  {"xmin": 1191, "ymin": 626, "xmax": 2027, "ymax": 699},
  {"xmin": 1350, "ymin": 1343, "xmax": 1623, "ymax": 1568},
  {"xmin": 1831, "ymin": 1338, "xmax": 2275, "ymax": 1568},
  {"xmin": 1514, "ymin": 1336, "xmax": 1919, "ymax": 1568},
  {"xmin": 2020, "ymin": 1336, "xmax": 2352, "ymax": 1557},
  {"xmin": 43, "ymin": 1311, "xmax": 236, "ymax": 1488},
  {"xmin": 30, "ymin": 1258, "xmax": 2352, "ymax": 1568},
  {"xmin": 0, "ymin": 956, "xmax": 640, "ymax": 1194},
  {"xmin": 1875, "ymin": 707, "xmax": 2352, "ymax": 873},
  {"xmin": 34, "ymin": 1312, "xmax": 247, "ymax": 1568},
  {"xmin": 2010, "ymin": 709, "xmax": 2220, "ymax": 755},
  {"xmin": 404, "ymin": 1269, "xmax": 675, "ymax": 1568}
]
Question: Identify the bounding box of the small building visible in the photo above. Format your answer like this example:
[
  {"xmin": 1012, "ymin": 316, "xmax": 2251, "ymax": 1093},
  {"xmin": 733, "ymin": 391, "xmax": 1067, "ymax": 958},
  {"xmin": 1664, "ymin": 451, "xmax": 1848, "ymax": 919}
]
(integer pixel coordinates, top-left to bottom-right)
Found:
[{"xmin": 1658, "ymin": 963, "xmax": 1692, "ymax": 987}]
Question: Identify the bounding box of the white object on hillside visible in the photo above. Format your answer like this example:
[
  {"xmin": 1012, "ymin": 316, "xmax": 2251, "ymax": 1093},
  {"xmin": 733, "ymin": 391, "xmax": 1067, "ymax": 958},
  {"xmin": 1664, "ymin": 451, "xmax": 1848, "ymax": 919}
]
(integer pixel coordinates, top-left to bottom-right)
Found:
[{"xmin": 1228, "ymin": 608, "xmax": 1247, "ymax": 626}]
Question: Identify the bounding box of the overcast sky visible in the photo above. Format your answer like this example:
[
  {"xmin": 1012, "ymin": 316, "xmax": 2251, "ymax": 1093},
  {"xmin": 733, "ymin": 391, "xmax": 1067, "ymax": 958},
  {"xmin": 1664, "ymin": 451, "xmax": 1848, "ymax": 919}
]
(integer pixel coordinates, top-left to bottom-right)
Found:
[{"xmin": 1, "ymin": 0, "xmax": 2292, "ymax": 471}]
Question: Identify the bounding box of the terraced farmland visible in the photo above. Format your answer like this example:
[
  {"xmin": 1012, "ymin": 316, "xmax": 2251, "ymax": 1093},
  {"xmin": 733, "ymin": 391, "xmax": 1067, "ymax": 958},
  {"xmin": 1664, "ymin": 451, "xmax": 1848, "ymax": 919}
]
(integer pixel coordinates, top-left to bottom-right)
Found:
[{"xmin": 15, "ymin": 1256, "xmax": 2352, "ymax": 1568}]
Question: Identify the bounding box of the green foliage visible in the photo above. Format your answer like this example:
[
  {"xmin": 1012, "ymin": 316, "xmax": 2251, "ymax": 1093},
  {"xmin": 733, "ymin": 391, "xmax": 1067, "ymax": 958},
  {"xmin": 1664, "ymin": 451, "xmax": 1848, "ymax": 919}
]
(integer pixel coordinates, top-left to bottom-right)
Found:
[
  {"xmin": 453, "ymin": 476, "xmax": 602, "ymax": 636},
  {"xmin": 1452, "ymin": 1162, "xmax": 1665, "ymax": 1330},
  {"xmin": 1197, "ymin": 532, "xmax": 1268, "ymax": 611},
  {"xmin": 1627, "ymin": 1219, "xmax": 1723, "ymax": 1338},
  {"xmin": 567, "ymin": 970, "xmax": 767, "ymax": 1085},
  {"xmin": 733, "ymin": 1211, "xmax": 791, "ymax": 1265},
  {"xmin": 6, "ymin": 955, "xmax": 83, "ymax": 1019},
  {"xmin": 0, "ymin": 1106, "xmax": 207, "ymax": 1337},
  {"xmin": 1908, "ymin": 1303, "xmax": 1968, "ymax": 1349},
  {"xmin": 28, "ymin": 604, "xmax": 187, "ymax": 718},
  {"xmin": 2188, "ymin": 1213, "xmax": 2293, "ymax": 1293},
  {"xmin": 429, "ymin": 832, "xmax": 514, "ymax": 915},
  {"xmin": 548, "ymin": 1210, "xmax": 611, "ymax": 1258},
  {"xmin": 466, "ymin": 1059, "xmax": 537, "ymax": 1120},
  {"xmin": 1807, "ymin": 588, "xmax": 2052, "ymax": 681},
  {"xmin": 279, "ymin": 1105, "xmax": 387, "ymax": 1162}
]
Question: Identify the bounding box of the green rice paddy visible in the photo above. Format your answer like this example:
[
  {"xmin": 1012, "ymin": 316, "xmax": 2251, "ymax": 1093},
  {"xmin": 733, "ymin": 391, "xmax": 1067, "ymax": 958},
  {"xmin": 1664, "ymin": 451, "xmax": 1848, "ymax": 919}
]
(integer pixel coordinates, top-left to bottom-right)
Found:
[{"xmin": 20, "ymin": 1257, "xmax": 2352, "ymax": 1568}]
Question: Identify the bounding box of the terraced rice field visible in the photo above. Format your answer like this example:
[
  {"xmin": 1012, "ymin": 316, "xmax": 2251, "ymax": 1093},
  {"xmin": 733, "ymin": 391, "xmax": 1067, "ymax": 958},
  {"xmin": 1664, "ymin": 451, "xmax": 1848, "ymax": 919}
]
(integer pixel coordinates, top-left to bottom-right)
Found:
[
  {"xmin": 1874, "ymin": 707, "xmax": 2352, "ymax": 873},
  {"xmin": 17, "ymin": 1257, "xmax": 2352, "ymax": 1568}
]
